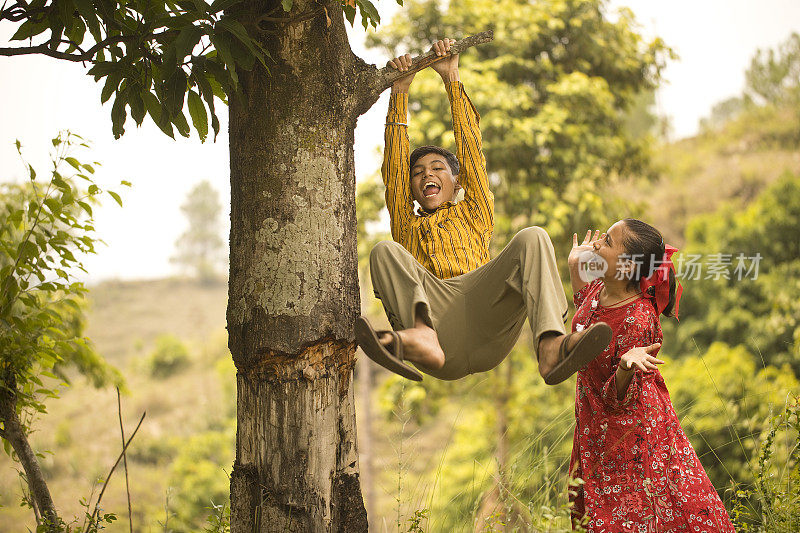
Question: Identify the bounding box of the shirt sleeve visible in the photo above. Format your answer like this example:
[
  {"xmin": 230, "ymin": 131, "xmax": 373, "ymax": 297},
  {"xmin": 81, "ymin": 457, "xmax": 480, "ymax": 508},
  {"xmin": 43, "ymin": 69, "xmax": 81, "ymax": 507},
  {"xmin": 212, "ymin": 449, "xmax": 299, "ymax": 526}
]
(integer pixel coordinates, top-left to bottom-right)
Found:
[
  {"xmin": 382, "ymin": 92, "xmax": 414, "ymax": 242},
  {"xmin": 601, "ymin": 307, "xmax": 659, "ymax": 410},
  {"xmin": 447, "ymin": 82, "xmax": 494, "ymax": 234}
]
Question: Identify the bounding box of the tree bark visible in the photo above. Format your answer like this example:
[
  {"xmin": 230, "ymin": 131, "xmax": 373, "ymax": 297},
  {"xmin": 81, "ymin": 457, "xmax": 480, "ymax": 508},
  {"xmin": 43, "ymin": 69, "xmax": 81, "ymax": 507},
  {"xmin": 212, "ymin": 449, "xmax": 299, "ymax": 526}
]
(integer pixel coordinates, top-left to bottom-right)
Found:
[
  {"xmin": 227, "ymin": 1, "xmax": 369, "ymax": 530},
  {"xmin": 0, "ymin": 383, "xmax": 60, "ymax": 531}
]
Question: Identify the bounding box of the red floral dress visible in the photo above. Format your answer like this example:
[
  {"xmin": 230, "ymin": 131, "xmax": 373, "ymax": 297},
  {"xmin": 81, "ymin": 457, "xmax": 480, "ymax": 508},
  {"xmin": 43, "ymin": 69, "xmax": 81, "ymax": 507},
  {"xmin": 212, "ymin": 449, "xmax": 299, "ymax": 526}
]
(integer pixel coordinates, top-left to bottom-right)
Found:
[{"xmin": 569, "ymin": 280, "xmax": 735, "ymax": 532}]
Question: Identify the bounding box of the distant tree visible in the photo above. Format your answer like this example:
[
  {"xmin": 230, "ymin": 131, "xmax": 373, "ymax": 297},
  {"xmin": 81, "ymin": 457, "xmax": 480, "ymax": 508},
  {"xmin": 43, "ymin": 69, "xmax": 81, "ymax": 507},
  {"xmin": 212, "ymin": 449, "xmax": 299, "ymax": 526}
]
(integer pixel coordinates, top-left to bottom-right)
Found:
[
  {"xmin": 0, "ymin": 133, "xmax": 125, "ymax": 531},
  {"xmin": 171, "ymin": 180, "xmax": 225, "ymax": 283},
  {"xmin": 699, "ymin": 96, "xmax": 746, "ymax": 132},
  {"xmin": 745, "ymin": 32, "xmax": 800, "ymax": 106}
]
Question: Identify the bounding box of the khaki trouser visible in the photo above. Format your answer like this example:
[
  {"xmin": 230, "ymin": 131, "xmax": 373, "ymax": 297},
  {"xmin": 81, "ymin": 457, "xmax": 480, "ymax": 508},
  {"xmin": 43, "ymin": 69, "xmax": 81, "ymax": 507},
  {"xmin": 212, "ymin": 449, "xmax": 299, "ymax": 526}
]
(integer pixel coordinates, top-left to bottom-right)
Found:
[{"xmin": 369, "ymin": 226, "xmax": 569, "ymax": 380}]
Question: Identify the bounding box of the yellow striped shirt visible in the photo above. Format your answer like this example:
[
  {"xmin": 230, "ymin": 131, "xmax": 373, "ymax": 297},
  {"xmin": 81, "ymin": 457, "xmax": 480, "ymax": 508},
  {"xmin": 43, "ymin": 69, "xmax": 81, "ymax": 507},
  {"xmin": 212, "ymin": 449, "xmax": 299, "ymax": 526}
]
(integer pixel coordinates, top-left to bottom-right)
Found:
[{"xmin": 382, "ymin": 82, "xmax": 494, "ymax": 279}]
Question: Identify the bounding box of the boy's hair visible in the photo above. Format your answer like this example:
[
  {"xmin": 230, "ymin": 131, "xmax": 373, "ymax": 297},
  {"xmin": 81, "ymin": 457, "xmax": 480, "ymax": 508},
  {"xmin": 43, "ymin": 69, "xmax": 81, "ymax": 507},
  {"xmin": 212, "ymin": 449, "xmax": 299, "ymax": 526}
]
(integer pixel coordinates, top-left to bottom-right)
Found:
[
  {"xmin": 409, "ymin": 145, "xmax": 459, "ymax": 176},
  {"xmin": 621, "ymin": 218, "xmax": 677, "ymax": 318}
]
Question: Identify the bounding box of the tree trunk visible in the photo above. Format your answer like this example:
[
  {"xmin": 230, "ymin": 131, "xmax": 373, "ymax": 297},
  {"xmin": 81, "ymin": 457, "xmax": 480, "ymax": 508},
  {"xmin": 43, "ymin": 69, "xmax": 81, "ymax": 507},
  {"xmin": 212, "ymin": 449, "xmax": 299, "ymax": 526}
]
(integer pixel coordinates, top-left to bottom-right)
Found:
[
  {"xmin": 357, "ymin": 350, "xmax": 376, "ymax": 529},
  {"xmin": 0, "ymin": 384, "xmax": 60, "ymax": 531},
  {"xmin": 226, "ymin": 1, "xmax": 377, "ymax": 530},
  {"xmin": 225, "ymin": 2, "xmax": 490, "ymax": 526}
]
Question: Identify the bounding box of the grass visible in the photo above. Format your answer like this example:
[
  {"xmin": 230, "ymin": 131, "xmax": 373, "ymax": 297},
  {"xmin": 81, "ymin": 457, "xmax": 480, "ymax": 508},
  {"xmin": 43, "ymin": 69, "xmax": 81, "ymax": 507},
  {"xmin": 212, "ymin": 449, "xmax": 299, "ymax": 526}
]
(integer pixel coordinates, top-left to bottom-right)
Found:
[{"xmin": 1, "ymin": 275, "xmax": 797, "ymax": 531}]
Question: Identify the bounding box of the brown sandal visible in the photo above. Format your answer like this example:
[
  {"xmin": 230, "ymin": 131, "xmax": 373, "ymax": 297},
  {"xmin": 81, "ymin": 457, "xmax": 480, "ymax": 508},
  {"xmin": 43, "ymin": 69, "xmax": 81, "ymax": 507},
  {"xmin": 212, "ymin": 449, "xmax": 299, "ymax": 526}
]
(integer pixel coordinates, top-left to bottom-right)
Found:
[
  {"xmin": 354, "ymin": 316, "xmax": 424, "ymax": 381},
  {"xmin": 543, "ymin": 322, "xmax": 612, "ymax": 385}
]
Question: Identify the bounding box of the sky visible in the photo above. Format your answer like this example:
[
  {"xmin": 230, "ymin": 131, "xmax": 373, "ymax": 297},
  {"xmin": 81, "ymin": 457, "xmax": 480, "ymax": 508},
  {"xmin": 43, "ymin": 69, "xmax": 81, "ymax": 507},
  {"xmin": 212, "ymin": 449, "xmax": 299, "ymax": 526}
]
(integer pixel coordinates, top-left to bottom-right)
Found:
[{"xmin": 1, "ymin": 0, "xmax": 798, "ymax": 282}]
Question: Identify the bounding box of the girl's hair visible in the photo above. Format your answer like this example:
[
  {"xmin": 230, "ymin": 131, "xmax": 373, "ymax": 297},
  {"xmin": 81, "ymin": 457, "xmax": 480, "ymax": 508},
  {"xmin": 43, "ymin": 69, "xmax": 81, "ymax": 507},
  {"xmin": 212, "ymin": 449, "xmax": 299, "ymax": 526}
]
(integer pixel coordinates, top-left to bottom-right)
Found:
[{"xmin": 621, "ymin": 218, "xmax": 677, "ymax": 317}]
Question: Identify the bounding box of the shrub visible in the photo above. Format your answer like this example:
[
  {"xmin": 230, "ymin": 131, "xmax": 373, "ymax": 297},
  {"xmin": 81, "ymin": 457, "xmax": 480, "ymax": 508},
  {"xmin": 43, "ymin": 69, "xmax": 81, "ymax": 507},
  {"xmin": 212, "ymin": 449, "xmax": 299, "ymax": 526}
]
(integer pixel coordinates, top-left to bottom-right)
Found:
[{"xmin": 144, "ymin": 334, "xmax": 190, "ymax": 378}]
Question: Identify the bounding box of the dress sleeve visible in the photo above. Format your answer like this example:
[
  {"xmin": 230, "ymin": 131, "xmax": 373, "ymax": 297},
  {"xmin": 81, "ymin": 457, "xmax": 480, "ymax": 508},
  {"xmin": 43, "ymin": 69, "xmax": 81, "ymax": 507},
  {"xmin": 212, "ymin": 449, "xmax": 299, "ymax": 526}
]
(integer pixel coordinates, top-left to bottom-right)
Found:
[
  {"xmin": 573, "ymin": 279, "xmax": 600, "ymax": 309},
  {"xmin": 601, "ymin": 306, "xmax": 658, "ymax": 410},
  {"xmin": 382, "ymin": 92, "xmax": 414, "ymax": 242},
  {"xmin": 446, "ymin": 82, "xmax": 494, "ymax": 234}
]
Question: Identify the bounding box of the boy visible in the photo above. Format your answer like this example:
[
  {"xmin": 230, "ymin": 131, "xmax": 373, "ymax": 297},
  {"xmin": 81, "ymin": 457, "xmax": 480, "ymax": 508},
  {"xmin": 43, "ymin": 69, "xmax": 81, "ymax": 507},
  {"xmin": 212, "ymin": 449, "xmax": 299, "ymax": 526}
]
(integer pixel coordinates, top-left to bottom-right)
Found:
[{"xmin": 356, "ymin": 39, "xmax": 611, "ymax": 384}]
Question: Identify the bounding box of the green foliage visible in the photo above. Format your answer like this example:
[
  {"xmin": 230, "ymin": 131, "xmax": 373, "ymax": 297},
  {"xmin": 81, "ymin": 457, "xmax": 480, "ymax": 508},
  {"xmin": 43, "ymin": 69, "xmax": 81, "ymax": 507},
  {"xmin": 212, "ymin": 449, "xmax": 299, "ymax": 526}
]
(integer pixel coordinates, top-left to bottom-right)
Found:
[
  {"xmin": 367, "ymin": 0, "xmax": 672, "ymax": 249},
  {"xmin": 661, "ymin": 343, "xmax": 799, "ymax": 497},
  {"xmin": 170, "ymin": 180, "xmax": 226, "ymax": 283},
  {"xmin": 745, "ymin": 32, "xmax": 800, "ymax": 107},
  {"xmin": 1, "ymin": 0, "xmax": 272, "ymax": 140},
  {"xmin": 143, "ymin": 334, "xmax": 190, "ymax": 378},
  {"xmin": 204, "ymin": 500, "xmax": 230, "ymax": 533},
  {"xmin": 167, "ymin": 429, "xmax": 234, "ymax": 532},
  {"xmin": 340, "ymin": 0, "xmax": 404, "ymax": 30},
  {"xmin": 663, "ymin": 172, "xmax": 800, "ymax": 373},
  {"xmin": 730, "ymin": 395, "xmax": 800, "ymax": 532},
  {"xmin": 0, "ymin": 132, "xmax": 124, "ymax": 427}
]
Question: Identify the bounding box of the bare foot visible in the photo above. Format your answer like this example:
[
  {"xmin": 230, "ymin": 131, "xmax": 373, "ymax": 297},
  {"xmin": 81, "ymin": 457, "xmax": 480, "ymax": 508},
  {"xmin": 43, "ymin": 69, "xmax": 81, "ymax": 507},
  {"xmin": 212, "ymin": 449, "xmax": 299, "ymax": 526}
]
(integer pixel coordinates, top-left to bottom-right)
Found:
[
  {"xmin": 537, "ymin": 331, "xmax": 581, "ymax": 377},
  {"xmin": 379, "ymin": 326, "xmax": 445, "ymax": 371}
]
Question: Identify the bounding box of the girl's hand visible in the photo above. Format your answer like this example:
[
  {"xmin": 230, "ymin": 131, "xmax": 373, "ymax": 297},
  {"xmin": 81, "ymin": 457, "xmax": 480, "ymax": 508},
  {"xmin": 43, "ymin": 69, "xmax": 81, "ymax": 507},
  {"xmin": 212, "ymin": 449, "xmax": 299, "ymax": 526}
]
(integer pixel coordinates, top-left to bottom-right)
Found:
[
  {"xmin": 619, "ymin": 343, "xmax": 663, "ymax": 372},
  {"xmin": 569, "ymin": 230, "xmax": 604, "ymax": 266}
]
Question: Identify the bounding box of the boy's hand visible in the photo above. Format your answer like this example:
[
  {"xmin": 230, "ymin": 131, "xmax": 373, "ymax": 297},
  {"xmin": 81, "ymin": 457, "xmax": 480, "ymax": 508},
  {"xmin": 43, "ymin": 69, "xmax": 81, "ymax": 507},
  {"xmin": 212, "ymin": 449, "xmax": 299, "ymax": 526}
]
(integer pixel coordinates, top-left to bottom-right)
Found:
[
  {"xmin": 389, "ymin": 54, "xmax": 415, "ymax": 93},
  {"xmin": 619, "ymin": 343, "xmax": 663, "ymax": 373},
  {"xmin": 430, "ymin": 38, "xmax": 459, "ymax": 82}
]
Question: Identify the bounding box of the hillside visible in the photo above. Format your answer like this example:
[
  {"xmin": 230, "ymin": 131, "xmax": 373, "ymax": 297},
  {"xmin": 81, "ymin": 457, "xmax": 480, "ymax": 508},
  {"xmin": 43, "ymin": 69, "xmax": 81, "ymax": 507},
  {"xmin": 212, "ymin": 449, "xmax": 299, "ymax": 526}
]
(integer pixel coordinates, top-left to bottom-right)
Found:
[{"xmin": 612, "ymin": 104, "xmax": 800, "ymax": 246}]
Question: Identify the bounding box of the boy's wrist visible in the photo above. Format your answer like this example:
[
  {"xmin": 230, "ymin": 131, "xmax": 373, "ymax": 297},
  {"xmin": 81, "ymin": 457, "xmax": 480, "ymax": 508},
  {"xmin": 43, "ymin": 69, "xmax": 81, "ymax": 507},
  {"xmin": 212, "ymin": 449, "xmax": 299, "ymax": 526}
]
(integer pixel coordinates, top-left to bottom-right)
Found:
[{"xmin": 440, "ymin": 69, "xmax": 460, "ymax": 82}]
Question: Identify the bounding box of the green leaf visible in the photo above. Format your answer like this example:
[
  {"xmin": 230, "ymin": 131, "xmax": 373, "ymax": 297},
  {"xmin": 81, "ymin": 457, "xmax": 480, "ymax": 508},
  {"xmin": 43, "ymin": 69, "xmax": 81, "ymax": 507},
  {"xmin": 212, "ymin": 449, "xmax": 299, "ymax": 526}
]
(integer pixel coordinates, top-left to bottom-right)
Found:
[
  {"xmin": 87, "ymin": 62, "xmax": 116, "ymax": 79},
  {"xmin": 164, "ymin": 70, "xmax": 188, "ymax": 116},
  {"xmin": 173, "ymin": 26, "xmax": 203, "ymax": 63},
  {"xmin": 101, "ymin": 72, "xmax": 123, "ymax": 104},
  {"xmin": 111, "ymin": 91, "xmax": 128, "ymax": 139},
  {"xmin": 209, "ymin": 0, "xmax": 241, "ymax": 14},
  {"xmin": 343, "ymin": 5, "xmax": 356, "ymax": 26},
  {"xmin": 121, "ymin": 180, "xmax": 132, "ymax": 187},
  {"xmin": 359, "ymin": 0, "xmax": 381, "ymax": 26},
  {"xmin": 74, "ymin": 0, "xmax": 102, "ymax": 41},
  {"xmin": 10, "ymin": 18, "xmax": 50, "ymax": 41},
  {"xmin": 187, "ymin": 90, "xmax": 208, "ymax": 142},
  {"xmin": 88, "ymin": 184, "xmax": 100, "ymax": 195},
  {"xmin": 108, "ymin": 191, "xmax": 123, "ymax": 207},
  {"xmin": 64, "ymin": 157, "xmax": 81, "ymax": 171},
  {"xmin": 44, "ymin": 198, "xmax": 61, "ymax": 214},
  {"xmin": 77, "ymin": 201, "xmax": 93, "ymax": 216},
  {"xmin": 172, "ymin": 110, "xmax": 191, "ymax": 138},
  {"xmin": 282, "ymin": 0, "xmax": 292, "ymax": 11},
  {"xmin": 210, "ymin": 33, "xmax": 238, "ymax": 86},
  {"xmin": 129, "ymin": 91, "xmax": 146, "ymax": 125}
]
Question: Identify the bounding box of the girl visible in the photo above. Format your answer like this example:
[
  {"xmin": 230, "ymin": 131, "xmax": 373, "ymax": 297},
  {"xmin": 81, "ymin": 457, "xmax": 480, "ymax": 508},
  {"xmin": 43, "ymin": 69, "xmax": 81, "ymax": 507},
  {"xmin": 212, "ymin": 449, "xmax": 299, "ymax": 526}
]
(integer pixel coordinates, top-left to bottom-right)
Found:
[{"xmin": 567, "ymin": 219, "xmax": 734, "ymax": 532}]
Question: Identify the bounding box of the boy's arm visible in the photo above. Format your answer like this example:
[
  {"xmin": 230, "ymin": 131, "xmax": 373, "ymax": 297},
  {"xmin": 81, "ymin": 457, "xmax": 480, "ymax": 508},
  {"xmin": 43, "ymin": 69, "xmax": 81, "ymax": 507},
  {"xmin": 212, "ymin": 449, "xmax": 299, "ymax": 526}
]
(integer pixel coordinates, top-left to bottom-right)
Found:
[
  {"xmin": 447, "ymin": 79, "xmax": 493, "ymax": 231},
  {"xmin": 429, "ymin": 41, "xmax": 493, "ymax": 232},
  {"xmin": 382, "ymin": 58, "xmax": 416, "ymax": 242}
]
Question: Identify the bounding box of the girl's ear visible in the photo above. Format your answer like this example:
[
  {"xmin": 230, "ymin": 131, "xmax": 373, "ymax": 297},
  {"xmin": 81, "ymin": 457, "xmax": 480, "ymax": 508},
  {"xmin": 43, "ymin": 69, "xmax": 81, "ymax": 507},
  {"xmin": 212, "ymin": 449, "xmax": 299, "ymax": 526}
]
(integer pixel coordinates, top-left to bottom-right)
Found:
[{"xmin": 453, "ymin": 175, "xmax": 462, "ymax": 192}]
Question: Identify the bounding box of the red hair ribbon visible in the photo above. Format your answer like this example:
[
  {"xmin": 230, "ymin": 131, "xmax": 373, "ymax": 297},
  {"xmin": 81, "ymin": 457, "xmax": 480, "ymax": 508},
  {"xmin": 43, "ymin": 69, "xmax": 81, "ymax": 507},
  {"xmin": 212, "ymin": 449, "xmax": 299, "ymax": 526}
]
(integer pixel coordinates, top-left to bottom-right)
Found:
[{"xmin": 640, "ymin": 244, "xmax": 683, "ymax": 318}]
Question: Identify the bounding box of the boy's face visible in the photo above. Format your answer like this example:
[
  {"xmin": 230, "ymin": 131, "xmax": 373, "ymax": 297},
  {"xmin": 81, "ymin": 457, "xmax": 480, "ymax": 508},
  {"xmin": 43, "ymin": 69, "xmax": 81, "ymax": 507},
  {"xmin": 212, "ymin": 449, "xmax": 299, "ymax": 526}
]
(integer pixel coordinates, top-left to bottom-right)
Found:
[{"xmin": 410, "ymin": 153, "xmax": 461, "ymax": 213}]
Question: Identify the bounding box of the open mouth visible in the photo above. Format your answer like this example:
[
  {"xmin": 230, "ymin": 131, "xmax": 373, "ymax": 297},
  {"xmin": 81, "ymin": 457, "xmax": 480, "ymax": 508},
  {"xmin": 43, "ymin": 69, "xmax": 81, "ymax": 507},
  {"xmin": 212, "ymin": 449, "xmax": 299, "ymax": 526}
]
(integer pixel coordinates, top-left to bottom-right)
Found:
[{"xmin": 423, "ymin": 181, "xmax": 441, "ymax": 198}]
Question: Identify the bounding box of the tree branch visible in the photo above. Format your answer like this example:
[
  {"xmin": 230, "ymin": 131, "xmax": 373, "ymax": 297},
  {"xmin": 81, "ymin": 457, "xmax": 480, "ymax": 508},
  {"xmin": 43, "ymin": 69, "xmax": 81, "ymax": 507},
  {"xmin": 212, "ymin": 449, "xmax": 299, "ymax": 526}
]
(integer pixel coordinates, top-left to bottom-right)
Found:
[{"xmin": 353, "ymin": 30, "xmax": 494, "ymax": 115}]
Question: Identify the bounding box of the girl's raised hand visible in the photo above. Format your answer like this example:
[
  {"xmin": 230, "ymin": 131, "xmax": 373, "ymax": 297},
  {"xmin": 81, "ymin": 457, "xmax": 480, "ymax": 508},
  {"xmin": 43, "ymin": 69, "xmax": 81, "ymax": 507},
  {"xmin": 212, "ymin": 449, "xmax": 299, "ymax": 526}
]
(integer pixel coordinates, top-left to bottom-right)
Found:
[
  {"xmin": 569, "ymin": 230, "xmax": 604, "ymax": 264},
  {"xmin": 619, "ymin": 343, "xmax": 664, "ymax": 372}
]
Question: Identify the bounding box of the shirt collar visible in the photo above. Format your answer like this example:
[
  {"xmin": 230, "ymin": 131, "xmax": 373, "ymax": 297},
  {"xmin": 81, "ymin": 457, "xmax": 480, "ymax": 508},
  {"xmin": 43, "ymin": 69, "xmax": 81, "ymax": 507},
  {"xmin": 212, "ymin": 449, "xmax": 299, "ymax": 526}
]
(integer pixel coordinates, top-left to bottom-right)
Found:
[{"xmin": 415, "ymin": 200, "xmax": 455, "ymax": 217}]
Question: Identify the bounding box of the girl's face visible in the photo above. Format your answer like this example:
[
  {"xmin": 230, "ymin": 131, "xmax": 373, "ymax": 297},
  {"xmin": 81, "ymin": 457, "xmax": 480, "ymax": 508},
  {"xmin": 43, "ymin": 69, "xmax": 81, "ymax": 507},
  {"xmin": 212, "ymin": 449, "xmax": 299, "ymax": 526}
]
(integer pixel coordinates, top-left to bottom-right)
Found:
[{"xmin": 592, "ymin": 220, "xmax": 634, "ymax": 283}]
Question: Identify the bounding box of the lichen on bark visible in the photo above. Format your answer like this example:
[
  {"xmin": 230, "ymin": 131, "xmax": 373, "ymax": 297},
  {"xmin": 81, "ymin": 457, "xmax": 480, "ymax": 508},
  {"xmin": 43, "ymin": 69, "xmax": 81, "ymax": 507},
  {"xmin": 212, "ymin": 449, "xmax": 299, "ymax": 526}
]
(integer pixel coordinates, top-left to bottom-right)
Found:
[{"xmin": 229, "ymin": 146, "xmax": 347, "ymax": 327}]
